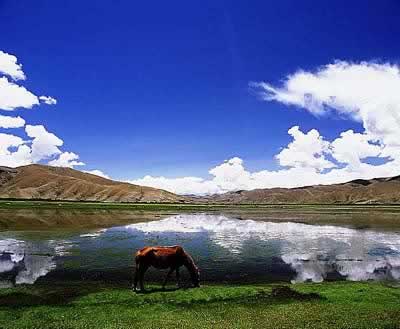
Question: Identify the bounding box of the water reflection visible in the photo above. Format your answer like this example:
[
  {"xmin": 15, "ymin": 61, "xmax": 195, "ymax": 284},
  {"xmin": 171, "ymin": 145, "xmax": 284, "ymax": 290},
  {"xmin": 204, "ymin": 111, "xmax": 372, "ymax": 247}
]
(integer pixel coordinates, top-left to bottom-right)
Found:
[
  {"xmin": 123, "ymin": 214, "xmax": 400, "ymax": 283},
  {"xmin": 0, "ymin": 238, "xmax": 62, "ymax": 286},
  {"xmin": 0, "ymin": 214, "xmax": 400, "ymax": 285}
]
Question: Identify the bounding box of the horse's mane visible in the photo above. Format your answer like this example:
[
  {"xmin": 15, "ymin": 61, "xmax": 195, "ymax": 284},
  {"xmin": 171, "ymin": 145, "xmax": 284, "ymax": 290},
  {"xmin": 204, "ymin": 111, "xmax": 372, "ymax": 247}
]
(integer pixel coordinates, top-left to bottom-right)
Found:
[{"xmin": 183, "ymin": 251, "xmax": 198, "ymax": 273}]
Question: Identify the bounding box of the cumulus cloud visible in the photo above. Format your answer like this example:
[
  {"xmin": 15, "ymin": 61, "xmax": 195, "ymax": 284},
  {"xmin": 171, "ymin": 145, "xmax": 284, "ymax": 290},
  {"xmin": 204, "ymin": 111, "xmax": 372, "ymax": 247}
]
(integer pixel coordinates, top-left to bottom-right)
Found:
[
  {"xmin": 330, "ymin": 130, "xmax": 382, "ymax": 169},
  {"xmin": 0, "ymin": 124, "xmax": 85, "ymax": 169},
  {"xmin": 129, "ymin": 127, "xmax": 400, "ymax": 195},
  {"xmin": 129, "ymin": 61, "xmax": 400, "ymax": 195},
  {"xmin": 253, "ymin": 61, "xmax": 400, "ymax": 157},
  {"xmin": 0, "ymin": 77, "xmax": 40, "ymax": 111},
  {"xmin": 0, "ymin": 133, "xmax": 32, "ymax": 167},
  {"xmin": 276, "ymin": 126, "xmax": 334, "ymax": 171},
  {"xmin": 0, "ymin": 114, "xmax": 25, "ymax": 128},
  {"xmin": 0, "ymin": 50, "xmax": 25, "ymax": 80},
  {"xmin": 83, "ymin": 169, "xmax": 110, "ymax": 179},
  {"xmin": 25, "ymin": 125, "xmax": 63, "ymax": 162},
  {"xmin": 48, "ymin": 152, "xmax": 85, "ymax": 168},
  {"xmin": 0, "ymin": 51, "xmax": 56, "ymax": 111},
  {"xmin": 0, "ymin": 50, "xmax": 83, "ymax": 169}
]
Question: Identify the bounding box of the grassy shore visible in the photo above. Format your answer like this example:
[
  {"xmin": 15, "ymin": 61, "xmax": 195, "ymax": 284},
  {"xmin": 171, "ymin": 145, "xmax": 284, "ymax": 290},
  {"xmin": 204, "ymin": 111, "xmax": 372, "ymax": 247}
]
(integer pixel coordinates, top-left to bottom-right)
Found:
[
  {"xmin": 0, "ymin": 282, "xmax": 399, "ymax": 328},
  {"xmin": 2, "ymin": 199, "xmax": 400, "ymax": 212}
]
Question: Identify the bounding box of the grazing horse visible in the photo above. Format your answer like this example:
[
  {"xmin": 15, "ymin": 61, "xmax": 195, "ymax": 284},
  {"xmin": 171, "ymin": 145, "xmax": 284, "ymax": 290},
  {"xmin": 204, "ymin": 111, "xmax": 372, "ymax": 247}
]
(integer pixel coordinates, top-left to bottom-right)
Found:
[{"xmin": 133, "ymin": 245, "xmax": 200, "ymax": 292}]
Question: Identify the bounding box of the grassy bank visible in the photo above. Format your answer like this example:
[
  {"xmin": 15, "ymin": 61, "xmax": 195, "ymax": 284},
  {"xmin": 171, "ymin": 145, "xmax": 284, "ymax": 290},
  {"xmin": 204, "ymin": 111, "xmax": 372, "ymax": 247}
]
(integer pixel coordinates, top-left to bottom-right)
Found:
[
  {"xmin": 0, "ymin": 282, "xmax": 399, "ymax": 328},
  {"xmin": 2, "ymin": 199, "xmax": 400, "ymax": 212}
]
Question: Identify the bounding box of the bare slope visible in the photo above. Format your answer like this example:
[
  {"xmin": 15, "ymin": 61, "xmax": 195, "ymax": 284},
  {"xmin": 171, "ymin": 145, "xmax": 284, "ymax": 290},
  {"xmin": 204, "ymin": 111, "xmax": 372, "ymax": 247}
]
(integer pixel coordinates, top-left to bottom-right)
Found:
[
  {"xmin": 0, "ymin": 164, "xmax": 184, "ymax": 203},
  {"xmin": 201, "ymin": 176, "xmax": 400, "ymax": 204},
  {"xmin": 1, "ymin": 164, "xmax": 400, "ymax": 204}
]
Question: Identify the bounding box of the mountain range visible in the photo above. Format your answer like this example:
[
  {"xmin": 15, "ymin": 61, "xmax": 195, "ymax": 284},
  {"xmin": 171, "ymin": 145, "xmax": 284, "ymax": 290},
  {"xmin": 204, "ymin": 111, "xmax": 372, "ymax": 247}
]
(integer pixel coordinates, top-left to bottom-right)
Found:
[{"xmin": 1, "ymin": 164, "xmax": 400, "ymax": 204}]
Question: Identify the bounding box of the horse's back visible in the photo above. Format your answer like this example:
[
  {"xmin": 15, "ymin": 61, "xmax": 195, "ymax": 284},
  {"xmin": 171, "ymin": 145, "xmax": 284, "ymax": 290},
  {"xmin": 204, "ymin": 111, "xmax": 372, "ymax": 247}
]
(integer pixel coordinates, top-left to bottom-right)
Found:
[
  {"xmin": 137, "ymin": 245, "xmax": 183, "ymax": 255},
  {"xmin": 135, "ymin": 246, "xmax": 186, "ymax": 268}
]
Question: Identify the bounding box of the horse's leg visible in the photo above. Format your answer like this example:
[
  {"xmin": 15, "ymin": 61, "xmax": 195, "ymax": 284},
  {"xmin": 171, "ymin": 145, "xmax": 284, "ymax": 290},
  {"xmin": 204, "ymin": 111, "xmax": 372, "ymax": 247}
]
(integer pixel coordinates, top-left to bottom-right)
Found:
[
  {"xmin": 162, "ymin": 267, "xmax": 174, "ymax": 289},
  {"xmin": 139, "ymin": 265, "xmax": 148, "ymax": 292},
  {"xmin": 176, "ymin": 266, "xmax": 181, "ymax": 288},
  {"xmin": 133, "ymin": 265, "xmax": 140, "ymax": 291}
]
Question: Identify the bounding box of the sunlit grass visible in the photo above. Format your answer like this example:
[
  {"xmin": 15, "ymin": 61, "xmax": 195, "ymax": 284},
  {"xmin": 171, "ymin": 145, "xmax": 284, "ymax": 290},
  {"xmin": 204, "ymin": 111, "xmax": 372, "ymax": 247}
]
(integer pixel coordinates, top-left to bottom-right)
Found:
[{"xmin": 0, "ymin": 282, "xmax": 399, "ymax": 328}]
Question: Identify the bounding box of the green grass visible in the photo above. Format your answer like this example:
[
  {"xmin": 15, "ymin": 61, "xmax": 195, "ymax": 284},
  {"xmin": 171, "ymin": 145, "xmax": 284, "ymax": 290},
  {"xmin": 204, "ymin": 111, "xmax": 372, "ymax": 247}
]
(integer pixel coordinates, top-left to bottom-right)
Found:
[
  {"xmin": 0, "ymin": 282, "xmax": 399, "ymax": 328},
  {"xmin": 2, "ymin": 199, "xmax": 400, "ymax": 212}
]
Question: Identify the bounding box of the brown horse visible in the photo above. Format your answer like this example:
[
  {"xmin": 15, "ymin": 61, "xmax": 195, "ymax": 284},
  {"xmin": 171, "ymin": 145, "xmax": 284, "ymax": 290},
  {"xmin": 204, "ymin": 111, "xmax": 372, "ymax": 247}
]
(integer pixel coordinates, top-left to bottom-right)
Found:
[{"xmin": 133, "ymin": 245, "xmax": 200, "ymax": 292}]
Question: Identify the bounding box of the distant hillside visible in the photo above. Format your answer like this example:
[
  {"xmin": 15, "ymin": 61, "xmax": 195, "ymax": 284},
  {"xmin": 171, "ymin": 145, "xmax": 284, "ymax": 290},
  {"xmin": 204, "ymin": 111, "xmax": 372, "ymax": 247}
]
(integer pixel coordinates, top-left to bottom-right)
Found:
[
  {"xmin": 197, "ymin": 176, "xmax": 400, "ymax": 204},
  {"xmin": 1, "ymin": 164, "xmax": 400, "ymax": 204},
  {"xmin": 0, "ymin": 164, "xmax": 184, "ymax": 203}
]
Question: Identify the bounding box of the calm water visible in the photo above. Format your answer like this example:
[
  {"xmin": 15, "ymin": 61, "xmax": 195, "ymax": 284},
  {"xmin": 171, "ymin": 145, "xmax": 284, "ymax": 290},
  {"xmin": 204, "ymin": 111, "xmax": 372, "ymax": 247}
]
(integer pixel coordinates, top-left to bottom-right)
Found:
[{"xmin": 1, "ymin": 213, "xmax": 400, "ymax": 287}]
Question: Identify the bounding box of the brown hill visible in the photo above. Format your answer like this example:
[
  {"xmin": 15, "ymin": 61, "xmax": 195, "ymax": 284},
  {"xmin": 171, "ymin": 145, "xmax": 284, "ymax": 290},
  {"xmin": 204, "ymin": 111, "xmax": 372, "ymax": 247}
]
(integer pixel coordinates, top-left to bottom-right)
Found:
[
  {"xmin": 1, "ymin": 164, "xmax": 400, "ymax": 204},
  {"xmin": 0, "ymin": 164, "xmax": 184, "ymax": 203},
  {"xmin": 199, "ymin": 176, "xmax": 400, "ymax": 204}
]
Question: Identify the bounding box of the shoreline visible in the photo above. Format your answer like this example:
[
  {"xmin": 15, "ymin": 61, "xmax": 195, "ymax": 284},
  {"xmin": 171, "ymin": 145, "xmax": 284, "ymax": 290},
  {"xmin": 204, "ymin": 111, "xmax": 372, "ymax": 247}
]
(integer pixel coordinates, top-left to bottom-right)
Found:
[{"xmin": 2, "ymin": 199, "xmax": 400, "ymax": 210}]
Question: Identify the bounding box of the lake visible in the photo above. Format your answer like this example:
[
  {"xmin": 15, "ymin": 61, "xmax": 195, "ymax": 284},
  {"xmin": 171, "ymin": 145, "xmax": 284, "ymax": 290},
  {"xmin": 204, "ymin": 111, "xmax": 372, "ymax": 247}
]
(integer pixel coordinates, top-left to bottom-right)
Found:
[{"xmin": 1, "ymin": 209, "xmax": 400, "ymax": 287}]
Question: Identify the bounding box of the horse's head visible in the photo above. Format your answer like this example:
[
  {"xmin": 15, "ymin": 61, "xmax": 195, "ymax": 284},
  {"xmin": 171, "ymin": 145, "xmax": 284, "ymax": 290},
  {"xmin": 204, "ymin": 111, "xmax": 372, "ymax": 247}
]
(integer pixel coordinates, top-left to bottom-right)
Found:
[
  {"xmin": 183, "ymin": 251, "xmax": 200, "ymax": 288},
  {"xmin": 190, "ymin": 266, "xmax": 200, "ymax": 288}
]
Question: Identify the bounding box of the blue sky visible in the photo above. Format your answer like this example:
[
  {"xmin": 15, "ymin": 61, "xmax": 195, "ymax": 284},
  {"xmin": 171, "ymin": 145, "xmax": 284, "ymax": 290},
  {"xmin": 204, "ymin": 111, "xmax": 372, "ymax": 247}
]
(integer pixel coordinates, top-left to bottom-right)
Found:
[{"xmin": 1, "ymin": 1, "xmax": 400, "ymax": 194}]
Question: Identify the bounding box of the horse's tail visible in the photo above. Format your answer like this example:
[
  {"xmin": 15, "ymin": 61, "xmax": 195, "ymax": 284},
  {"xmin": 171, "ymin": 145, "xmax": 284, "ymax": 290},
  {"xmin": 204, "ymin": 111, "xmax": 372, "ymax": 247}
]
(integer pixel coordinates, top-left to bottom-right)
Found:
[
  {"xmin": 135, "ymin": 253, "xmax": 141, "ymax": 268},
  {"xmin": 133, "ymin": 252, "xmax": 142, "ymax": 290}
]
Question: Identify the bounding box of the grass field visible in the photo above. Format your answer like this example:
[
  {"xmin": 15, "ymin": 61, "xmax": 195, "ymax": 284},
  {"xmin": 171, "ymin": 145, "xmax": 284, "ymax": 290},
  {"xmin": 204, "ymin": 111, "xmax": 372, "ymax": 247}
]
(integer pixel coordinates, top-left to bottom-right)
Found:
[
  {"xmin": 2, "ymin": 199, "xmax": 400, "ymax": 212},
  {"xmin": 1, "ymin": 282, "xmax": 399, "ymax": 329}
]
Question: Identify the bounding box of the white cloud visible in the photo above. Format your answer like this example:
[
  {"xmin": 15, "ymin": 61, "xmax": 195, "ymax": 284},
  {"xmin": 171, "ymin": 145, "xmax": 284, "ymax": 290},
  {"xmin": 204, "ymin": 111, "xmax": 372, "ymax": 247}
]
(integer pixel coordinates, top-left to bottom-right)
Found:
[
  {"xmin": 251, "ymin": 61, "xmax": 400, "ymax": 118},
  {"xmin": 0, "ymin": 49, "xmax": 83, "ymax": 169},
  {"xmin": 0, "ymin": 133, "xmax": 25, "ymax": 155},
  {"xmin": 0, "ymin": 77, "xmax": 40, "ymax": 111},
  {"xmin": 0, "ymin": 51, "xmax": 56, "ymax": 111},
  {"xmin": 25, "ymin": 125, "xmax": 63, "ymax": 162},
  {"xmin": 131, "ymin": 175, "xmax": 221, "ymax": 195},
  {"xmin": 276, "ymin": 126, "xmax": 334, "ymax": 171},
  {"xmin": 0, "ymin": 126, "xmax": 85, "ymax": 169},
  {"xmin": 83, "ymin": 169, "xmax": 110, "ymax": 179},
  {"xmin": 0, "ymin": 50, "xmax": 25, "ymax": 80},
  {"xmin": 252, "ymin": 61, "xmax": 400, "ymax": 158},
  {"xmin": 48, "ymin": 151, "xmax": 85, "ymax": 168},
  {"xmin": 129, "ymin": 125, "xmax": 399, "ymax": 195},
  {"xmin": 0, "ymin": 133, "xmax": 32, "ymax": 167},
  {"xmin": 39, "ymin": 95, "xmax": 57, "ymax": 105},
  {"xmin": 0, "ymin": 114, "xmax": 25, "ymax": 128},
  {"xmin": 209, "ymin": 157, "xmax": 252, "ymax": 192},
  {"xmin": 330, "ymin": 130, "xmax": 382, "ymax": 169}
]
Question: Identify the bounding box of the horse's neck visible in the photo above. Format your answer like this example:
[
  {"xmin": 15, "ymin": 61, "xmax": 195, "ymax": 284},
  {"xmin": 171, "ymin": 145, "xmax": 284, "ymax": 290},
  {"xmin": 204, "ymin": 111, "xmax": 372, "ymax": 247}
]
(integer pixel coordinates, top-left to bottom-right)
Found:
[{"xmin": 183, "ymin": 254, "xmax": 196, "ymax": 273}]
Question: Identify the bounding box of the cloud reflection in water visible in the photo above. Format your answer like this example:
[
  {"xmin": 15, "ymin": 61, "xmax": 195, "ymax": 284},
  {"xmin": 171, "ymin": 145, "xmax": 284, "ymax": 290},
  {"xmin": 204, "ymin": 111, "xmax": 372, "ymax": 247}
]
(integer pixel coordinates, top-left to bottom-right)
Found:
[
  {"xmin": 0, "ymin": 239, "xmax": 56, "ymax": 285},
  {"xmin": 124, "ymin": 214, "xmax": 400, "ymax": 283}
]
